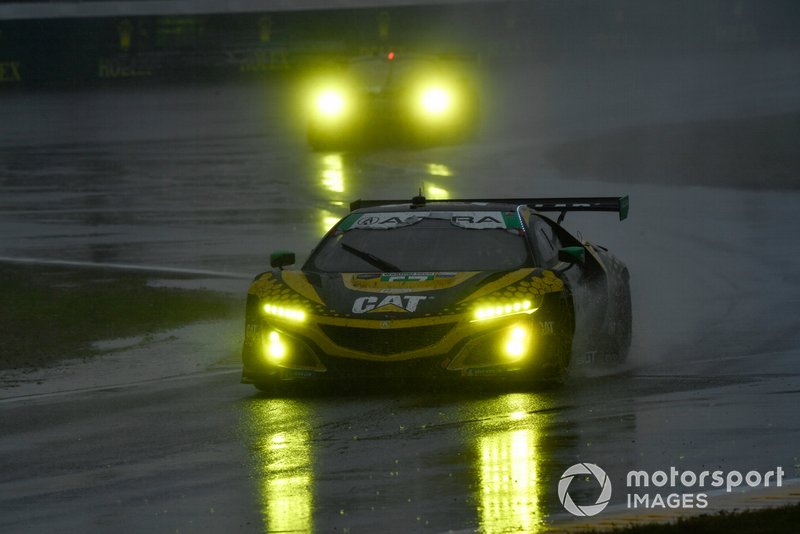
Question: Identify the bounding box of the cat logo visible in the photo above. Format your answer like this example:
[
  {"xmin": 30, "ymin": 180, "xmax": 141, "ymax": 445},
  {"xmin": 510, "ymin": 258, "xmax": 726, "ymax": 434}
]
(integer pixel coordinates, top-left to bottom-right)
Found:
[{"xmin": 352, "ymin": 295, "xmax": 428, "ymax": 314}]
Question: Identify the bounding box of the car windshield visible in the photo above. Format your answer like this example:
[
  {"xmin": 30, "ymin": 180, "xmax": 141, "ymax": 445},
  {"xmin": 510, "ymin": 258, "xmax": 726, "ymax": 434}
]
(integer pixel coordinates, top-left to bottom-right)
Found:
[{"xmin": 308, "ymin": 212, "xmax": 531, "ymax": 272}]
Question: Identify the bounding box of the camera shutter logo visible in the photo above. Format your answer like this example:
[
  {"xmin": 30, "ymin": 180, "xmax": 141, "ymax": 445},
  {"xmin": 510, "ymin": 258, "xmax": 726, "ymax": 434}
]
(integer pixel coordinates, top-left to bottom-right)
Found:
[{"xmin": 558, "ymin": 463, "xmax": 612, "ymax": 516}]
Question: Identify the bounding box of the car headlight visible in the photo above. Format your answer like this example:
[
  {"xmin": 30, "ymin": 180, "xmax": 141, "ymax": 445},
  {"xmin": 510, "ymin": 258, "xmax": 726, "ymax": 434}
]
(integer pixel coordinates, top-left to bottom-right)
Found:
[
  {"xmin": 264, "ymin": 330, "xmax": 287, "ymax": 360},
  {"xmin": 472, "ymin": 298, "xmax": 540, "ymax": 322},
  {"xmin": 503, "ymin": 326, "xmax": 529, "ymax": 360},
  {"xmin": 258, "ymin": 329, "xmax": 324, "ymax": 371},
  {"xmin": 262, "ymin": 303, "xmax": 307, "ymax": 322},
  {"xmin": 458, "ymin": 321, "xmax": 536, "ymax": 368},
  {"xmin": 419, "ymin": 86, "xmax": 453, "ymax": 116},
  {"xmin": 315, "ymin": 89, "xmax": 347, "ymax": 119}
]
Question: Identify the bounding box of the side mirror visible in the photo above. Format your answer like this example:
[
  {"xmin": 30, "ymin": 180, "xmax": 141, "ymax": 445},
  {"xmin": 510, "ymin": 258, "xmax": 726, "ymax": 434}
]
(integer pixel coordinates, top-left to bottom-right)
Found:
[
  {"xmin": 558, "ymin": 246, "xmax": 585, "ymax": 265},
  {"xmin": 270, "ymin": 250, "xmax": 295, "ymax": 269}
]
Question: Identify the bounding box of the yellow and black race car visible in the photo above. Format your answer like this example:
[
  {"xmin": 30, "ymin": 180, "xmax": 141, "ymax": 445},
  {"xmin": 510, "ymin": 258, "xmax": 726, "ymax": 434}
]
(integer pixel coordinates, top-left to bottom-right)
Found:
[
  {"xmin": 241, "ymin": 195, "xmax": 630, "ymax": 391},
  {"xmin": 305, "ymin": 52, "xmax": 479, "ymax": 150}
]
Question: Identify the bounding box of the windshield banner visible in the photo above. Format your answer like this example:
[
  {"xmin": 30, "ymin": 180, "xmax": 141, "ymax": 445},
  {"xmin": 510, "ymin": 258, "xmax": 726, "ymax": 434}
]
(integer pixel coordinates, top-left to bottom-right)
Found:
[
  {"xmin": 342, "ymin": 212, "xmax": 430, "ymax": 231},
  {"xmin": 449, "ymin": 211, "xmax": 508, "ymax": 229},
  {"xmin": 339, "ymin": 211, "xmax": 520, "ymax": 231}
]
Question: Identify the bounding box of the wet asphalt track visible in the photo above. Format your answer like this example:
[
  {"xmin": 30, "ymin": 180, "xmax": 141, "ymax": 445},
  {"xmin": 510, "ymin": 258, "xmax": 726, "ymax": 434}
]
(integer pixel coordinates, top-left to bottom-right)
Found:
[{"xmin": 1, "ymin": 50, "xmax": 800, "ymax": 532}]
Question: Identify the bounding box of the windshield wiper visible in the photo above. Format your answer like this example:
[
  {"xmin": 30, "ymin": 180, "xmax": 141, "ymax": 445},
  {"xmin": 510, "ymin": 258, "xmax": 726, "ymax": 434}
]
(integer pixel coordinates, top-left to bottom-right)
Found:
[{"xmin": 340, "ymin": 242, "xmax": 401, "ymax": 272}]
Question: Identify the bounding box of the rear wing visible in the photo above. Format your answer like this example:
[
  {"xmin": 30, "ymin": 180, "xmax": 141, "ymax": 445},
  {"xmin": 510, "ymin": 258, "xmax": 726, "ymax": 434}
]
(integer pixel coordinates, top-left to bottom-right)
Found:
[
  {"xmin": 523, "ymin": 196, "xmax": 629, "ymax": 223},
  {"xmin": 350, "ymin": 195, "xmax": 629, "ymax": 223}
]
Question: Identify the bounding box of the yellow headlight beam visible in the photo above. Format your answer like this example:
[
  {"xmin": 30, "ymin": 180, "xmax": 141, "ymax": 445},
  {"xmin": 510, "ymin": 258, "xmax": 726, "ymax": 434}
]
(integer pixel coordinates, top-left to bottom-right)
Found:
[
  {"xmin": 420, "ymin": 86, "xmax": 452, "ymax": 116},
  {"xmin": 472, "ymin": 300, "xmax": 538, "ymax": 322},
  {"xmin": 265, "ymin": 331, "xmax": 287, "ymax": 360},
  {"xmin": 315, "ymin": 89, "xmax": 346, "ymax": 118},
  {"xmin": 504, "ymin": 326, "xmax": 529, "ymax": 360},
  {"xmin": 262, "ymin": 303, "xmax": 307, "ymax": 322}
]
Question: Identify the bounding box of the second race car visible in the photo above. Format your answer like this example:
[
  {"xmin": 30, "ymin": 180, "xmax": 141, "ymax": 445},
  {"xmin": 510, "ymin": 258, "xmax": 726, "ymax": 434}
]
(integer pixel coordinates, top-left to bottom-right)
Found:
[
  {"xmin": 242, "ymin": 195, "xmax": 630, "ymax": 391},
  {"xmin": 305, "ymin": 52, "xmax": 479, "ymax": 150}
]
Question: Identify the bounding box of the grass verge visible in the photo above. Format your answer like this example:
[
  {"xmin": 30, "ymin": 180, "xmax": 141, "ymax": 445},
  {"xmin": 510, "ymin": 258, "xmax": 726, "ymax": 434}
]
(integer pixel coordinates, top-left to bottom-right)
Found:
[
  {"xmin": 0, "ymin": 263, "xmax": 241, "ymax": 370},
  {"xmin": 577, "ymin": 503, "xmax": 800, "ymax": 533}
]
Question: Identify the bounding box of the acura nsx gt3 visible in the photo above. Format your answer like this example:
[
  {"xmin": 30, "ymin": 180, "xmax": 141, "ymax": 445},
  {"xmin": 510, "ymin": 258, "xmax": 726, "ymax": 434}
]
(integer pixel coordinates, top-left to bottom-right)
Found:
[{"xmin": 242, "ymin": 195, "xmax": 631, "ymax": 391}]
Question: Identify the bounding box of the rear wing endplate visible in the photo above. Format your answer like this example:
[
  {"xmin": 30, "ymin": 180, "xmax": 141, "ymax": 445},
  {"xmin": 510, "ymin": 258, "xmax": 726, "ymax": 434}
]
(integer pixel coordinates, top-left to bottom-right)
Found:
[{"xmin": 350, "ymin": 195, "xmax": 629, "ymax": 223}]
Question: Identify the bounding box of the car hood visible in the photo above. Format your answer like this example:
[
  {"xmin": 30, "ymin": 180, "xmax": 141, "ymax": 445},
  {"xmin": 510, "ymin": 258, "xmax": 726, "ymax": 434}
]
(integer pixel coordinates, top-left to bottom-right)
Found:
[{"xmin": 248, "ymin": 268, "xmax": 565, "ymax": 320}]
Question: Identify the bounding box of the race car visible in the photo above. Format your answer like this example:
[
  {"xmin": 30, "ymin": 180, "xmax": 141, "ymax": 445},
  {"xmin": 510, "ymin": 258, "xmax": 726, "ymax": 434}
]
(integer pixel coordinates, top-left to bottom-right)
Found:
[
  {"xmin": 305, "ymin": 52, "xmax": 479, "ymax": 150},
  {"xmin": 241, "ymin": 195, "xmax": 631, "ymax": 391}
]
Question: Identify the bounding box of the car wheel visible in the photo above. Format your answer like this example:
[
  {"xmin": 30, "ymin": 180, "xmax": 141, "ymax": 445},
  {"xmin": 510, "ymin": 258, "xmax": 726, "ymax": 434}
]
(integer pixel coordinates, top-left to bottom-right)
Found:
[{"xmin": 539, "ymin": 292, "xmax": 574, "ymax": 383}]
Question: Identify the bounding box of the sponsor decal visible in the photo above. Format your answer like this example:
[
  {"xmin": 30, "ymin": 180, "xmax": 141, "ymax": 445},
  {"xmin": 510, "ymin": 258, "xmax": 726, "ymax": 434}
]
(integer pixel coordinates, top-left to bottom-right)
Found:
[
  {"xmin": 350, "ymin": 212, "xmax": 429, "ymax": 230},
  {"xmin": 348, "ymin": 272, "xmax": 466, "ymax": 292},
  {"xmin": 352, "ymin": 295, "xmax": 428, "ymax": 314},
  {"xmin": 378, "ymin": 272, "xmax": 456, "ymax": 283},
  {"xmin": 449, "ymin": 212, "xmax": 506, "ymax": 229},
  {"xmin": 381, "ymin": 273, "xmax": 435, "ymax": 282},
  {"xmin": 98, "ymin": 58, "xmax": 152, "ymax": 79},
  {"xmin": 340, "ymin": 211, "xmax": 522, "ymax": 231}
]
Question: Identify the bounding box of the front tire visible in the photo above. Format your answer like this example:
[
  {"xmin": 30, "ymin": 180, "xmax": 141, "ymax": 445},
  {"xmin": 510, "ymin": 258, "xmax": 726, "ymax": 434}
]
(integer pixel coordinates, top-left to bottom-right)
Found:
[
  {"xmin": 538, "ymin": 291, "xmax": 575, "ymax": 382},
  {"xmin": 610, "ymin": 273, "xmax": 632, "ymax": 362}
]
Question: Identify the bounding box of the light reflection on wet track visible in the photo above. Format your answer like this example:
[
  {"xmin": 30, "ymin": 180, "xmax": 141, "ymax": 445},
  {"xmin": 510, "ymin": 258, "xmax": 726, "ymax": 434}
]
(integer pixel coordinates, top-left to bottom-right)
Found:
[{"xmin": 240, "ymin": 388, "xmax": 562, "ymax": 532}]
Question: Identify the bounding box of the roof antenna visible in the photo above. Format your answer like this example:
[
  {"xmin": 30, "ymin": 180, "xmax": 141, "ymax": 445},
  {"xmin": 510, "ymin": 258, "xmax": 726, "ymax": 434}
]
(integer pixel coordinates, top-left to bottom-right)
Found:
[{"xmin": 411, "ymin": 185, "xmax": 426, "ymax": 208}]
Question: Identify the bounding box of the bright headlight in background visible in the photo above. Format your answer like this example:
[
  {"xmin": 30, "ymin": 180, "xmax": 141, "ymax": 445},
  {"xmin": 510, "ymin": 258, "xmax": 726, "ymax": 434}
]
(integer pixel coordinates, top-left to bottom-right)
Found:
[
  {"xmin": 420, "ymin": 86, "xmax": 452, "ymax": 116},
  {"xmin": 427, "ymin": 163, "xmax": 453, "ymax": 177},
  {"xmin": 322, "ymin": 216, "xmax": 340, "ymax": 233},
  {"xmin": 315, "ymin": 89, "xmax": 346, "ymax": 118},
  {"xmin": 426, "ymin": 184, "xmax": 449, "ymax": 199}
]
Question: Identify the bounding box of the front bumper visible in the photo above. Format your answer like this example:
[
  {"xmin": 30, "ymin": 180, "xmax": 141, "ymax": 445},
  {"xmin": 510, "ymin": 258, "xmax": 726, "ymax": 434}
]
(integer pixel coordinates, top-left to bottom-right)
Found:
[{"xmin": 242, "ymin": 313, "xmax": 561, "ymax": 383}]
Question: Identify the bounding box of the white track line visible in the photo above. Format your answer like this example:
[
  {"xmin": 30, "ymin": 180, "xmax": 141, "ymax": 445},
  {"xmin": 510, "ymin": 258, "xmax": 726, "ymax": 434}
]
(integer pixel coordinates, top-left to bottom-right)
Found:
[
  {"xmin": 0, "ymin": 256, "xmax": 252, "ymax": 279},
  {"xmin": 0, "ymin": 367, "xmax": 241, "ymax": 405}
]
